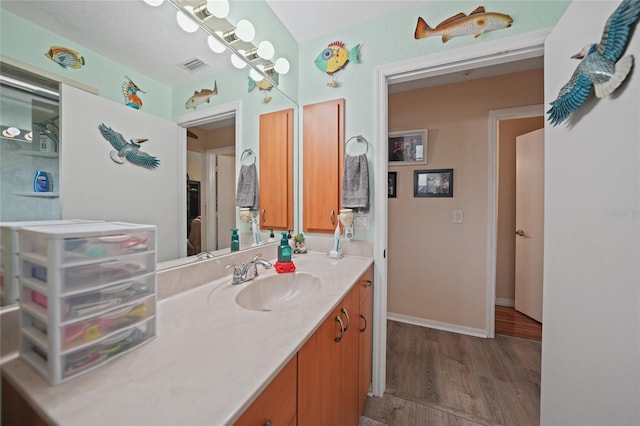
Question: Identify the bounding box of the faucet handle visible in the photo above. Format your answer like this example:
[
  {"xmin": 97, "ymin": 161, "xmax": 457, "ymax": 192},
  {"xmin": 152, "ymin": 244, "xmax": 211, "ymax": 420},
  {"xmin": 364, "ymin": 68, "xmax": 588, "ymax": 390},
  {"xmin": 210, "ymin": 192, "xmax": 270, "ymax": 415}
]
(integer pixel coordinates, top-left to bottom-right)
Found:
[
  {"xmin": 226, "ymin": 263, "xmax": 243, "ymax": 284},
  {"xmin": 251, "ymin": 254, "xmax": 263, "ymax": 261}
]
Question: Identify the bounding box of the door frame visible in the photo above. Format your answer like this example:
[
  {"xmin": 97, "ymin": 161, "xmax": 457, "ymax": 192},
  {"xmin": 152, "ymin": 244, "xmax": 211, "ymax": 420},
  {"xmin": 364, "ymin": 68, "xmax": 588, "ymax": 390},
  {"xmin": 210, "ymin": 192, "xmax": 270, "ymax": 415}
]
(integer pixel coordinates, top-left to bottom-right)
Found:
[
  {"xmin": 373, "ymin": 29, "xmax": 550, "ymax": 396},
  {"xmin": 174, "ymin": 101, "xmax": 241, "ymax": 258},
  {"xmin": 489, "ymin": 104, "xmax": 544, "ymax": 336}
]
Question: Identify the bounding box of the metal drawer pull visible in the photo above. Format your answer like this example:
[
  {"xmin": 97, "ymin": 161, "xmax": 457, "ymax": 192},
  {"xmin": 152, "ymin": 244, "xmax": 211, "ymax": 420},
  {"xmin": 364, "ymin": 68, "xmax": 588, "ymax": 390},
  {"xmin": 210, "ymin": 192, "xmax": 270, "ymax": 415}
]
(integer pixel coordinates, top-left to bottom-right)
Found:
[
  {"xmin": 261, "ymin": 209, "xmax": 266, "ymax": 222},
  {"xmin": 335, "ymin": 316, "xmax": 345, "ymax": 342},
  {"xmin": 330, "ymin": 210, "xmax": 335, "ymax": 225},
  {"xmin": 359, "ymin": 314, "xmax": 367, "ymax": 333},
  {"xmin": 341, "ymin": 308, "xmax": 350, "ymax": 332},
  {"xmin": 364, "ymin": 280, "xmax": 372, "ymax": 288},
  {"xmin": 263, "ymin": 421, "xmax": 272, "ymax": 426}
]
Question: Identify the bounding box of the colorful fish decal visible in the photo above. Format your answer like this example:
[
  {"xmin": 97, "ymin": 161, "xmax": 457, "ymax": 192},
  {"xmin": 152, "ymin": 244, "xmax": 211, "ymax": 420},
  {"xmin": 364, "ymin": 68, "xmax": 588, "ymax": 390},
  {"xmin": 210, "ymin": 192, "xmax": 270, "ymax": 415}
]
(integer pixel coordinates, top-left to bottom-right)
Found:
[
  {"xmin": 315, "ymin": 41, "xmax": 360, "ymax": 75},
  {"xmin": 44, "ymin": 46, "xmax": 85, "ymax": 69},
  {"xmin": 122, "ymin": 76, "xmax": 145, "ymax": 110},
  {"xmin": 185, "ymin": 81, "xmax": 218, "ymax": 110},
  {"xmin": 248, "ymin": 73, "xmax": 279, "ymax": 104},
  {"xmin": 414, "ymin": 6, "xmax": 513, "ymax": 43}
]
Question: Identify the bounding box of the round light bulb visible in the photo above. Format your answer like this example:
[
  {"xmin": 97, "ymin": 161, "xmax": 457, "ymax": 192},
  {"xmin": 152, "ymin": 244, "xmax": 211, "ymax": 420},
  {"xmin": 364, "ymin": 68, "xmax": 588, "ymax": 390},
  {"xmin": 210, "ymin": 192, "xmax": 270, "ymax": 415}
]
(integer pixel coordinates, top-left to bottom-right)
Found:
[
  {"xmin": 274, "ymin": 57, "xmax": 290, "ymax": 75},
  {"xmin": 207, "ymin": 35, "xmax": 226, "ymax": 53},
  {"xmin": 206, "ymin": 0, "xmax": 229, "ymax": 18},
  {"xmin": 3, "ymin": 127, "xmax": 20, "ymax": 137},
  {"xmin": 230, "ymin": 53, "xmax": 247, "ymax": 69},
  {"xmin": 25, "ymin": 131, "xmax": 33, "ymax": 141},
  {"xmin": 143, "ymin": 0, "xmax": 164, "ymax": 6},
  {"xmin": 176, "ymin": 10, "xmax": 199, "ymax": 33},
  {"xmin": 249, "ymin": 68, "xmax": 263, "ymax": 82},
  {"xmin": 235, "ymin": 19, "xmax": 255, "ymax": 42},
  {"xmin": 257, "ymin": 41, "xmax": 275, "ymax": 60}
]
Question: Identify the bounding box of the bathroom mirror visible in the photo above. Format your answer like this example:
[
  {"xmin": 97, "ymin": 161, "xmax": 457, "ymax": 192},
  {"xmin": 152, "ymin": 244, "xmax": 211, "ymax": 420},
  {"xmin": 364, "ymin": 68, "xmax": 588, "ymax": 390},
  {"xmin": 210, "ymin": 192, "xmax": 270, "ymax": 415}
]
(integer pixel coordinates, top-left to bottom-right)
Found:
[{"xmin": 0, "ymin": 0, "xmax": 299, "ymax": 307}]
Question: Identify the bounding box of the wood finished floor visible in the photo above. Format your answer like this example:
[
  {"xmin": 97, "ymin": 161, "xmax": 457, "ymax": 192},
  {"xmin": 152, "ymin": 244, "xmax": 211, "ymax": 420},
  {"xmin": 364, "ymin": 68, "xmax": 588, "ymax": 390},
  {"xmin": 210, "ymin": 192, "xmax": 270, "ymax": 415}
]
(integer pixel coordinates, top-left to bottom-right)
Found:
[
  {"xmin": 362, "ymin": 320, "xmax": 541, "ymax": 426},
  {"xmin": 494, "ymin": 306, "xmax": 542, "ymax": 343}
]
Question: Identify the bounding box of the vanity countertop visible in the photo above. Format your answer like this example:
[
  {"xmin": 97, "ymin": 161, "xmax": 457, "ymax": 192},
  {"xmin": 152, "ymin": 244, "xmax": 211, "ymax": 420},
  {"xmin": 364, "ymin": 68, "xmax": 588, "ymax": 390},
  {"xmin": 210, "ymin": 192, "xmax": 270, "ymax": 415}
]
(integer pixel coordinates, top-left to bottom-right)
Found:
[{"xmin": 2, "ymin": 251, "xmax": 373, "ymax": 425}]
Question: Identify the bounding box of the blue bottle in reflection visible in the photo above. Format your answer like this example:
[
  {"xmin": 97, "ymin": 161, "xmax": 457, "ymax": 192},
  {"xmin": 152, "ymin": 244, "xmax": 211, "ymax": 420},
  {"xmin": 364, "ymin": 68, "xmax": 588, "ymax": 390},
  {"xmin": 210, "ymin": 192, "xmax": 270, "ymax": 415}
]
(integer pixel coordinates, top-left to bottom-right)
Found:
[{"xmin": 34, "ymin": 171, "xmax": 50, "ymax": 192}]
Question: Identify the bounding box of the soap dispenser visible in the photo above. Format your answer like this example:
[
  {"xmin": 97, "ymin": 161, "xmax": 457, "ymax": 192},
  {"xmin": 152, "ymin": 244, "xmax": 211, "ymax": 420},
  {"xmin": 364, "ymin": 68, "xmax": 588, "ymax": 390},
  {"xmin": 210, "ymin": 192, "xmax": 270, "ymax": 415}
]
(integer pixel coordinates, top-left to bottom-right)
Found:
[
  {"xmin": 278, "ymin": 231, "xmax": 292, "ymax": 263},
  {"xmin": 230, "ymin": 228, "xmax": 240, "ymax": 252}
]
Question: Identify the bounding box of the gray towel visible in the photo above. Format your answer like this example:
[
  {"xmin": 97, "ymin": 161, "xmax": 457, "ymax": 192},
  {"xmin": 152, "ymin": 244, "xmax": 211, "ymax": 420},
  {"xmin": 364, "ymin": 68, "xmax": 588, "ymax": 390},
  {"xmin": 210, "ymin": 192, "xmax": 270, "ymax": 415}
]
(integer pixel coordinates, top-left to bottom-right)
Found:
[
  {"xmin": 236, "ymin": 163, "xmax": 259, "ymax": 208},
  {"xmin": 342, "ymin": 154, "xmax": 369, "ymax": 209}
]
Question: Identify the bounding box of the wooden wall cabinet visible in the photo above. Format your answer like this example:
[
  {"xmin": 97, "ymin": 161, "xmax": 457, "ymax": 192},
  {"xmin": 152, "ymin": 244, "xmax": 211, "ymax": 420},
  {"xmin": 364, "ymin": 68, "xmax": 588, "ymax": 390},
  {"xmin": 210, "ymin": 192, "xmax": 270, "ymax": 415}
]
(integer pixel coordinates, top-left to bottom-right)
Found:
[
  {"xmin": 259, "ymin": 108, "xmax": 294, "ymax": 231},
  {"xmin": 302, "ymin": 99, "xmax": 344, "ymax": 234}
]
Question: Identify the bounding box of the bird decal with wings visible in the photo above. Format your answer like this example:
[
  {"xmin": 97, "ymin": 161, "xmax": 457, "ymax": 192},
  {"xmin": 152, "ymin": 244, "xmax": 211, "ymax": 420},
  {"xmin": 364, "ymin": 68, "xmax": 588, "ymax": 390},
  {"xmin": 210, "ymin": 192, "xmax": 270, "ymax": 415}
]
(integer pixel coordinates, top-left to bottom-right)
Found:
[
  {"xmin": 98, "ymin": 123, "xmax": 160, "ymax": 169},
  {"xmin": 547, "ymin": 0, "xmax": 640, "ymax": 126}
]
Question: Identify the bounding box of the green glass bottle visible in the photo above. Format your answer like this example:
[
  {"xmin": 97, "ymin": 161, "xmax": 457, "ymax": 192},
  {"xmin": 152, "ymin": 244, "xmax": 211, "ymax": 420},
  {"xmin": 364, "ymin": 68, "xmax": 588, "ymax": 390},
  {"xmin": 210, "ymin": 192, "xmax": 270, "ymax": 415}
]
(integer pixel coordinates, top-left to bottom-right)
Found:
[
  {"xmin": 230, "ymin": 228, "xmax": 240, "ymax": 252},
  {"xmin": 278, "ymin": 231, "xmax": 292, "ymax": 262}
]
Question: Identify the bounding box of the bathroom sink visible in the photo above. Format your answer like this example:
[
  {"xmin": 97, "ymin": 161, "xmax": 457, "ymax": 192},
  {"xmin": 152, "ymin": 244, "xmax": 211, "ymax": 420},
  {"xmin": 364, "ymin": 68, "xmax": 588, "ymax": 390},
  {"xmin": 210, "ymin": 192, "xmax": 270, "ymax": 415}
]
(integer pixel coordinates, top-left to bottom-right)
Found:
[{"xmin": 235, "ymin": 272, "xmax": 322, "ymax": 312}]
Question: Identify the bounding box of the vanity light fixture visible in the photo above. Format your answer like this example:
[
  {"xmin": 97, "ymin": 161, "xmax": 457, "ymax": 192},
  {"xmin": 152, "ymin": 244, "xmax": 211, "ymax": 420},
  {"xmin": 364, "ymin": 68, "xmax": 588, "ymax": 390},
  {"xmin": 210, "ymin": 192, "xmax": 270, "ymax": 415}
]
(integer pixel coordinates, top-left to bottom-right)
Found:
[
  {"xmin": 143, "ymin": 0, "xmax": 165, "ymax": 6},
  {"xmin": 274, "ymin": 58, "xmax": 290, "ymax": 75},
  {"xmin": 249, "ymin": 68, "xmax": 264, "ymax": 82},
  {"xmin": 257, "ymin": 41, "xmax": 275, "ymax": 60},
  {"xmin": 24, "ymin": 131, "xmax": 33, "ymax": 141},
  {"xmin": 235, "ymin": 19, "xmax": 255, "ymax": 43},
  {"xmin": 207, "ymin": 34, "xmax": 226, "ymax": 53},
  {"xmin": 176, "ymin": 8, "xmax": 199, "ymax": 33},
  {"xmin": 206, "ymin": 0, "xmax": 229, "ymax": 18},
  {"xmin": 2, "ymin": 126, "xmax": 20, "ymax": 138},
  {"xmin": 230, "ymin": 53, "xmax": 247, "ymax": 69}
]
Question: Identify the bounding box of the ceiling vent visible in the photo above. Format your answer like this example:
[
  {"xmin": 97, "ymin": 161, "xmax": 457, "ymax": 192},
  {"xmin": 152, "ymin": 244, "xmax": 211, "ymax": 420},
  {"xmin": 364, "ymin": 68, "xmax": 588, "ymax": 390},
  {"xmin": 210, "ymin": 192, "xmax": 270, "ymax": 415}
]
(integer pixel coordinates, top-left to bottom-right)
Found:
[{"xmin": 179, "ymin": 57, "xmax": 210, "ymax": 73}]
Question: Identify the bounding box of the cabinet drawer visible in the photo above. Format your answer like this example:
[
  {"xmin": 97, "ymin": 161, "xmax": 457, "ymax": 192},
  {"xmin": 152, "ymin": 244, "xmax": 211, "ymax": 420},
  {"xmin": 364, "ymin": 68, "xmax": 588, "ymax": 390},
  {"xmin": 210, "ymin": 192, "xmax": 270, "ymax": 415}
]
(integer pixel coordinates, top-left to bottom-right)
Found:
[{"xmin": 235, "ymin": 355, "xmax": 297, "ymax": 426}]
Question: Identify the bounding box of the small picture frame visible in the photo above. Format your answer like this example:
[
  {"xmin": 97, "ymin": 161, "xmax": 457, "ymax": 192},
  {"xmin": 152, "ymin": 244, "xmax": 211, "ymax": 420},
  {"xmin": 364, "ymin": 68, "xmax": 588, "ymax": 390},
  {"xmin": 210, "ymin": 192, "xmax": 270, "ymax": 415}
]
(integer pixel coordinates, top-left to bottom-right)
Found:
[
  {"xmin": 414, "ymin": 169, "xmax": 453, "ymax": 198},
  {"xmin": 388, "ymin": 129, "xmax": 428, "ymax": 166},
  {"xmin": 388, "ymin": 172, "xmax": 397, "ymax": 198}
]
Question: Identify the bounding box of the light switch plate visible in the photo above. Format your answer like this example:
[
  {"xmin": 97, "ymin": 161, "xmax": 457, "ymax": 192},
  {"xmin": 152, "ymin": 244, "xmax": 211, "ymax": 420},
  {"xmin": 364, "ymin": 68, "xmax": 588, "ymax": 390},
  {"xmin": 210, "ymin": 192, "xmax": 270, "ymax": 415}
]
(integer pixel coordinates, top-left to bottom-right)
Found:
[
  {"xmin": 453, "ymin": 209, "xmax": 463, "ymax": 224},
  {"xmin": 354, "ymin": 212, "xmax": 370, "ymax": 230}
]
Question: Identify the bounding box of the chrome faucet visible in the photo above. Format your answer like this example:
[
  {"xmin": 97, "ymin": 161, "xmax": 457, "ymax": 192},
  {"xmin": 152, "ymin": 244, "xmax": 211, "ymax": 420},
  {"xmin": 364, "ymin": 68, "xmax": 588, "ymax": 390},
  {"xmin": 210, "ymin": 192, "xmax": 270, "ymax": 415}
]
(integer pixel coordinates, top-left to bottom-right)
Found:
[
  {"xmin": 227, "ymin": 254, "xmax": 273, "ymax": 285},
  {"xmin": 196, "ymin": 251, "xmax": 215, "ymax": 260}
]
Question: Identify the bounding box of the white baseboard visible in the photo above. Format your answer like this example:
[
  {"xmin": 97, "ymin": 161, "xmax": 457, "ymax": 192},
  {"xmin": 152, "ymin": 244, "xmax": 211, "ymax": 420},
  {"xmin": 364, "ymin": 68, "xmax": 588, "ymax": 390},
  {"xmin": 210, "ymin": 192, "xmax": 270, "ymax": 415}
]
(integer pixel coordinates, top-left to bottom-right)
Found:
[
  {"xmin": 387, "ymin": 312, "xmax": 488, "ymax": 338},
  {"xmin": 495, "ymin": 298, "xmax": 515, "ymax": 307}
]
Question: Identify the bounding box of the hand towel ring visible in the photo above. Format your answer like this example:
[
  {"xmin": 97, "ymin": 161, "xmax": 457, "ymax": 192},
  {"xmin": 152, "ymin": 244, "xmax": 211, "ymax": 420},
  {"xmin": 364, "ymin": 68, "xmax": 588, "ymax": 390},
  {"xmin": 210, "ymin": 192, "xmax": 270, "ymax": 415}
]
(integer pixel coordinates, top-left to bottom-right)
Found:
[
  {"xmin": 345, "ymin": 135, "xmax": 369, "ymax": 156},
  {"xmin": 241, "ymin": 148, "xmax": 256, "ymax": 165}
]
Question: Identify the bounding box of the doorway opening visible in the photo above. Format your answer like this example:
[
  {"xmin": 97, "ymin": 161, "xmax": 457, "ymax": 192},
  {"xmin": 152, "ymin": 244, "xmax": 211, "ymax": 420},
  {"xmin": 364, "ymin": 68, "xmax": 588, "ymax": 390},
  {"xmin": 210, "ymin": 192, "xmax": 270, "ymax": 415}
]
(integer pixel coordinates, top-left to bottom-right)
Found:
[{"xmin": 373, "ymin": 29, "xmax": 550, "ymax": 396}]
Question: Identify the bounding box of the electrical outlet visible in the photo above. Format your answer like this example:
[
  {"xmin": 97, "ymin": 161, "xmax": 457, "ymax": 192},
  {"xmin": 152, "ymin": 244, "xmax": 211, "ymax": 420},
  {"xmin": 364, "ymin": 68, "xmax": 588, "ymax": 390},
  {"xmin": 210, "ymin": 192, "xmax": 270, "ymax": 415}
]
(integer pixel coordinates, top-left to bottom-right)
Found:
[
  {"xmin": 354, "ymin": 212, "xmax": 370, "ymax": 230},
  {"xmin": 453, "ymin": 209, "xmax": 464, "ymax": 224}
]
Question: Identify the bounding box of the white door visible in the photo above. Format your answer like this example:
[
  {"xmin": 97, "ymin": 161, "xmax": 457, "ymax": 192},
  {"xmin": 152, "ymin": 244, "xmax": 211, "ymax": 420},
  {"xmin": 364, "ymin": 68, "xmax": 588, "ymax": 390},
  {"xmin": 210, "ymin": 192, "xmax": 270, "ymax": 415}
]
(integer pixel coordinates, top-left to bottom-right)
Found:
[
  {"xmin": 216, "ymin": 153, "xmax": 235, "ymax": 249},
  {"xmin": 515, "ymin": 128, "xmax": 544, "ymax": 323}
]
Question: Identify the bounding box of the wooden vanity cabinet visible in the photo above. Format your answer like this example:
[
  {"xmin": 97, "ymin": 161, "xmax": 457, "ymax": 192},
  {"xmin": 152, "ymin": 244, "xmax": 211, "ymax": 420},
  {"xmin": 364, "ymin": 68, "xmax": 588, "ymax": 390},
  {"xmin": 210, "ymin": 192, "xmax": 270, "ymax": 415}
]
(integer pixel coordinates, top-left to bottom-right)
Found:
[
  {"xmin": 234, "ymin": 355, "xmax": 297, "ymax": 426},
  {"xmin": 259, "ymin": 108, "xmax": 294, "ymax": 231},
  {"xmin": 358, "ymin": 267, "xmax": 374, "ymax": 415},
  {"xmin": 302, "ymin": 98, "xmax": 344, "ymax": 234}
]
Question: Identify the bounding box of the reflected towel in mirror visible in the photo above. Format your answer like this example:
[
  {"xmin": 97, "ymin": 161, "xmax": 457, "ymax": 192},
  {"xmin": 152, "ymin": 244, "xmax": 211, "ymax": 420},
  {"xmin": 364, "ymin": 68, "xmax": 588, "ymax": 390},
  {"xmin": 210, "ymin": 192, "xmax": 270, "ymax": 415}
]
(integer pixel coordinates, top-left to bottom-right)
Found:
[
  {"xmin": 342, "ymin": 154, "xmax": 369, "ymax": 209},
  {"xmin": 236, "ymin": 163, "xmax": 259, "ymax": 209}
]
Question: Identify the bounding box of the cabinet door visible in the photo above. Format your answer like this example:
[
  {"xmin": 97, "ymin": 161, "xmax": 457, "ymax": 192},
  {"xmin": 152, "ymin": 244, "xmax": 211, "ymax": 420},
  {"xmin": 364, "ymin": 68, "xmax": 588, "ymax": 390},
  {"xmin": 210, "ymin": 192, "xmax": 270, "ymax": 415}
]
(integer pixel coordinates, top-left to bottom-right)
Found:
[
  {"xmin": 259, "ymin": 108, "xmax": 294, "ymax": 231},
  {"xmin": 358, "ymin": 269, "xmax": 373, "ymax": 415},
  {"xmin": 298, "ymin": 285, "xmax": 358, "ymax": 426},
  {"xmin": 235, "ymin": 355, "xmax": 297, "ymax": 426},
  {"xmin": 302, "ymin": 99, "xmax": 344, "ymax": 234}
]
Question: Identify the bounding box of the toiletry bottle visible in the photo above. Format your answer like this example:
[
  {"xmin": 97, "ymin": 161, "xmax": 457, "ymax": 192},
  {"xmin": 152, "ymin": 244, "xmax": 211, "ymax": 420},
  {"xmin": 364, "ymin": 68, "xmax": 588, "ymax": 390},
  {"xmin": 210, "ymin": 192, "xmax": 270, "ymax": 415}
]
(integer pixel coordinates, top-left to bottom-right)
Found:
[
  {"xmin": 278, "ymin": 231, "xmax": 292, "ymax": 263},
  {"xmin": 268, "ymin": 229, "xmax": 275, "ymax": 243},
  {"xmin": 230, "ymin": 228, "xmax": 240, "ymax": 252},
  {"xmin": 34, "ymin": 171, "xmax": 50, "ymax": 192}
]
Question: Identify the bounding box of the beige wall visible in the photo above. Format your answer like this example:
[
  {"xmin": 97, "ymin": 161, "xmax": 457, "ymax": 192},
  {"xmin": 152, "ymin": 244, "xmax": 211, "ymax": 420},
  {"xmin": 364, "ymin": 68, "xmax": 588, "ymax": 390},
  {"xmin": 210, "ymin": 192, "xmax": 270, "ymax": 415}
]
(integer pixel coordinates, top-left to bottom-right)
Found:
[
  {"xmin": 387, "ymin": 69, "xmax": 543, "ymax": 330},
  {"xmin": 187, "ymin": 125, "xmax": 235, "ymax": 153},
  {"xmin": 495, "ymin": 117, "xmax": 544, "ymax": 302}
]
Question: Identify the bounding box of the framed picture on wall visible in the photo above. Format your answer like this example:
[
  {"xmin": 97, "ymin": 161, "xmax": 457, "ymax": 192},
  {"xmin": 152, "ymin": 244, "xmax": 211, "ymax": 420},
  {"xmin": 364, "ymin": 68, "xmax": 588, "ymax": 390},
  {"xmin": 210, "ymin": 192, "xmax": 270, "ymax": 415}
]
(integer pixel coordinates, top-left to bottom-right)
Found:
[
  {"xmin": 414, "ymin": 169, "xmax": 453, "ymax": 197},
  {"xmin": 388, "ymin": 172, "xmax": 397, "ymax": 198},
  {"xmin": 388, "ymin": 129, "xmax": 428, "ymax": 166}
]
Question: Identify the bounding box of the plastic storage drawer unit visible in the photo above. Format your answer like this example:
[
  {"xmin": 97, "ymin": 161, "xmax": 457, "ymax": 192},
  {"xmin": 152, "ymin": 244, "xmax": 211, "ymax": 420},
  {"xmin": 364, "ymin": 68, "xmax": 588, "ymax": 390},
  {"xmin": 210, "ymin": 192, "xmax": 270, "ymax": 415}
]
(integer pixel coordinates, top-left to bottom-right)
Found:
[{"xmin": 17, "ymin": 222, "xmax": 157, "ymax": 385}]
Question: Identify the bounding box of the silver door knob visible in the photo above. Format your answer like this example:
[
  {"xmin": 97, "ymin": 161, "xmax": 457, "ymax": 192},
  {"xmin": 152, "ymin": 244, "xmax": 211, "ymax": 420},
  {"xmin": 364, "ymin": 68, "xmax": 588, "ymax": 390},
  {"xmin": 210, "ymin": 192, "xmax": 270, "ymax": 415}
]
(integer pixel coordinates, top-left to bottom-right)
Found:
[{"xmin": 515, "ymin": 229, "xmax": 525, "ymax": 237}]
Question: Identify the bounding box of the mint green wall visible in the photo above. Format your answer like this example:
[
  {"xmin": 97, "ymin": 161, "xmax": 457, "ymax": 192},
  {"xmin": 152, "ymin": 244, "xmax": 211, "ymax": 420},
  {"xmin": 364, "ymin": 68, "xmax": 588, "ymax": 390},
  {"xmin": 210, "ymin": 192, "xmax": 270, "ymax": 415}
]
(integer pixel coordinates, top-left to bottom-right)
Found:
[
  {"xmin": 297, "ymin": 0, "xmax": 570, "ymax": 239},
  {"xmin": 0, "ymin": 9, "xmax": 172, "ymax": 119}
]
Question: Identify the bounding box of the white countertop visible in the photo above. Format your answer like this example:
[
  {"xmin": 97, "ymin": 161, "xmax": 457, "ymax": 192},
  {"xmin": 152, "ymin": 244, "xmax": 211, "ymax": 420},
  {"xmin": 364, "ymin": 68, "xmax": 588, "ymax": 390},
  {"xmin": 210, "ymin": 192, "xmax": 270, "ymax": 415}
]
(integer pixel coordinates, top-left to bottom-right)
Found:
[{"xmin": 2, "ymin": 252, "xmax": 373, "ymax": 425}]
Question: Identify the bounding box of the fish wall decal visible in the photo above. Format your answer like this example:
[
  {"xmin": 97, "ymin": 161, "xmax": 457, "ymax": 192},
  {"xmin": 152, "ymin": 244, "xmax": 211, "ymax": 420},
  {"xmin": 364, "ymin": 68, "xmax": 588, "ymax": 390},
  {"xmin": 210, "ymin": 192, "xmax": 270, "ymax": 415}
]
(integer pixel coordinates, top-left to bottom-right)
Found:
[
  {"xmin": 185, "ymin": 81, "xmax": 218, "ymax": 110},
  {"xmin": 44, "ymin": 45, "xmax": 85, "ymax": 69},
  {"xmin": 248, "ymin": 73, "xmax": 279, "ymax": 103},
  {"xmin": 314, "ymin": 41, "xmax": 361, "ymax": 87},
  {"xmin": 122, "ymin": 76, "xmax": 145, "ymax": 110},
  {"xmin": 414, "ymin": 6, "xmax": 513, "ymax": 43}
]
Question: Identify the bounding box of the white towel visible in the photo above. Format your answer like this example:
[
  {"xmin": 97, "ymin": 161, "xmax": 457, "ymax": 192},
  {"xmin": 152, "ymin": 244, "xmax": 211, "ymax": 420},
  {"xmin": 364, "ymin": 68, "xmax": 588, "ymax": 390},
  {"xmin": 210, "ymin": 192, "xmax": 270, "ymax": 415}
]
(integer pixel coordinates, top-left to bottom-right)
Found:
[
  {"xmin": 342, "ymin": 154, "xmax": 369, "ymax": 209},
  {"xmin": 236, "ymin": 163, "xmax": 259, "ymax": 209}
]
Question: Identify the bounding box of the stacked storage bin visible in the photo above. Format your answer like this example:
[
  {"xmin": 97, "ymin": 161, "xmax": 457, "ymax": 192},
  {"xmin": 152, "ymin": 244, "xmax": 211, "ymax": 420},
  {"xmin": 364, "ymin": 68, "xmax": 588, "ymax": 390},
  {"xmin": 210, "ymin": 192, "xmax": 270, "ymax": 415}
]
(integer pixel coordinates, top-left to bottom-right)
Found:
[{"xmin": 17, "ymin": 222, "xmax": 157, "ymax": 385}]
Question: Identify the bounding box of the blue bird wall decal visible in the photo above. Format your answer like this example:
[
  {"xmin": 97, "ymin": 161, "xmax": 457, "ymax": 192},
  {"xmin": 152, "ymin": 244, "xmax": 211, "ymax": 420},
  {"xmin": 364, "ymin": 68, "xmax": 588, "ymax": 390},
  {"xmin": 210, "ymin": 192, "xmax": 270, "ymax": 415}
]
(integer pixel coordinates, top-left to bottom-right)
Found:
[
  {"xmin": 547, "ymin": 0, "xmax": 640, "ymax": 126},
  {"xmin": 98, "ymin": 123, "xmax": 160, "ymax": 169}
]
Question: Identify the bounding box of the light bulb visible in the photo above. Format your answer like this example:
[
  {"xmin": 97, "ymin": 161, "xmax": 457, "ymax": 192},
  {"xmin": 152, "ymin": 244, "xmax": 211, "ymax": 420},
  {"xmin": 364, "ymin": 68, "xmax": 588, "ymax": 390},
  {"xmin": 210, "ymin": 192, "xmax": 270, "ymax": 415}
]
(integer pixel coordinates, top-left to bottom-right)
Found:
[
  {"xmin": 176, "ymin": 10, "xmax": 199, "ymax": 33},
  {"xmin": 25, "ymin": 131, "xmax": 33, "ymax": 141},
  {"xmin": 207, "ymin": 35, "xmax": 226, "ymax": 53},
  {"xmin": 257, "ymin": 41, "xmax": 275, "ymax": 60},
  {"xmin": 274, "ymin": 57, "xmax": 290, "ymax": 75},
  {"xmin": 235, "ymin": 19, "xmax": 255, "ymax": 42},
  {"xmin": 249, "ymin": 68, "xmax": 263, "ymax": 82},
  {"xmin": 206, "ymin": 0, "xmax": 229, "ymax": 18},
  {"xmin": 143, "ymin": 0, "xmax": 164, "ymax": 6},
  {"xmin": 230, "ymin": 53, "xmax": 247, "ymax": 69},
  {"xmin": 2, "ymin": 127, "xmax": 20, "ymax": 137}
]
